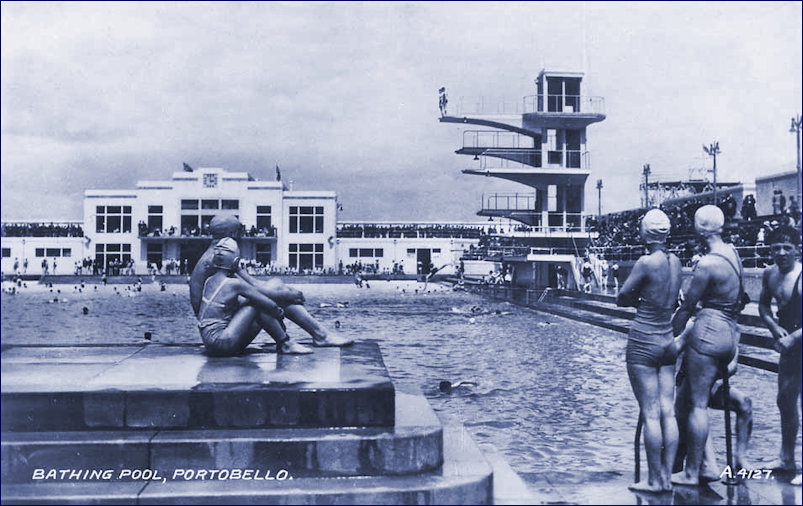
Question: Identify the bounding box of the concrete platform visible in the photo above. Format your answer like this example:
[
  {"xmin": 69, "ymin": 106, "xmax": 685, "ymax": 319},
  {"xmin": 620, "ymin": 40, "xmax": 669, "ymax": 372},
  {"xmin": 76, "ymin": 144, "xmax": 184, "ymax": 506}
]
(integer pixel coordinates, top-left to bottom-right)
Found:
[
  {"xmin": 2, "ymin": 393, "xmax": 442, "ymax": 482},
  {"xmin": 0, "ymin": 426, "xmax": 491, "ymax": 505},
  {"xmin": 1, "ymin": 342, "xmax": 395, "ymax": 430}
]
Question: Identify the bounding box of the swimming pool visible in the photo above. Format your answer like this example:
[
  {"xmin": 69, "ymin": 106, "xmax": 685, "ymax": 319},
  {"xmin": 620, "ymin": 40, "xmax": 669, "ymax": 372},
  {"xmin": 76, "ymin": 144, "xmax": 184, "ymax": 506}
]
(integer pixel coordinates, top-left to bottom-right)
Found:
[{"xmin": 0, "ymin": 280, "xmax": 792, "ymax": 488}]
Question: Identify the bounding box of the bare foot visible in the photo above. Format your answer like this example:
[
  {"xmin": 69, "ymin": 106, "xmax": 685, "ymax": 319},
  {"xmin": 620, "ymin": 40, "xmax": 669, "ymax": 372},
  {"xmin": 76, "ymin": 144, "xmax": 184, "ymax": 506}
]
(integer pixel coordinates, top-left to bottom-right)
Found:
[
  {"xmin": 313, "ymin": 333, "xmax": 354, "ymax": 347},
  {"xmin": 700, "ymin": 471, "xmax": 720, "ymax": 483},
  {"xmin": 790, "ymin": 474, "xmax": 801, "ymax": 486},
  {"xmin": 279, "ymin": 340, "xmax": 313, "ymax": 354},
  {"xmin": 628, "ymin": 480, "xmax": 664, "ymax": 493},
  {"xmin": 766, "ymin": 459, "xmax": 796, "ymax": 472},
  {"xmin": 671, "ymin": 471, "xmax": 699, "ymax": 486}
]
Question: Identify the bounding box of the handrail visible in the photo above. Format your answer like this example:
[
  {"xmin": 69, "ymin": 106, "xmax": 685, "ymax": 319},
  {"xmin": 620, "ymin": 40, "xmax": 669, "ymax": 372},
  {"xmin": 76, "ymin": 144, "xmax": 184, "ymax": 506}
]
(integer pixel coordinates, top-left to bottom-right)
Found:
[
  {"xmin": 462, "ymin": 130, "xmax": 536, "ymax": 149},
  {"xmin": 522, "ymin": 94, "xmax": 605, "ymax": 115}
]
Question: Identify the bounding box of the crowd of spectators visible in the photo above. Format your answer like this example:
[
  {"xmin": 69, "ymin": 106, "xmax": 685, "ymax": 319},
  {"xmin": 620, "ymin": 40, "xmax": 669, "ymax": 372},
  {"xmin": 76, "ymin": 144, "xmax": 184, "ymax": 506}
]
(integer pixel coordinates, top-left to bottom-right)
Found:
[
  {"xmin": 587, "ymin": 191, "xmax": 801, "ymax": 267},
  {"xmin": 2, "ymin": 222, "xmax": 83, "ymax": 237},
  {"xmin": 137, "ymin": 222, "xmax": 276, "ymax": 238},
  {"xmin": 337, "ymin": 223, "xmax": 489, "ymax": 239}
]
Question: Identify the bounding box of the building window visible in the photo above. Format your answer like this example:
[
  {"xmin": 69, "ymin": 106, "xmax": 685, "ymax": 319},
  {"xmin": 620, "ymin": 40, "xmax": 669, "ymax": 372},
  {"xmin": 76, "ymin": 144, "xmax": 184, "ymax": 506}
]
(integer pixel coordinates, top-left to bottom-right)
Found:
[
  {"xmin": 95, "ymin": 205, "xmax": 132, "ymax": 233},
  {"xmin": 202, "ymin": 199, "xmax": 219, "ymax": 210},
  {"xmin": 288, "ymin": 243, "xmax": 323, "ymax": 270},
  {"xmin": 148, "ymin": 205, "xmax": 163, "ymax": 232},
  {"xmin": 2, "ymin": 248, "xmax": 10, "ymax": 258},
  {"xmin": 221, "ymin": 200, "xmax": 239, "ymax": 210},
  {"xmin": 46, "ymin": 248, "xmax": 60, "ymax": 257},
  {"xmin": 289, "ymin": 206, "xmax": 324, "ymax": 234},
  {"xmin": 349, "ymin": 248, "xmax": 383, "ymax": 258},
  {"xmin": 181, "ymin": 215, "xmax": 199, "ymax": 235},
  {"xmin": 256, "ymin": 244, "xmax": 271, "ymax": 266},
  {"xmin": 181, "ymin": 199, "xmax": 199, "ymax": 210},
  {"xmin": 95, "ymin": 243, "xmax": 132, "ymax": 270},
  {"xmin": 256, "ymin": 206, "xmax": 272, "ymax": 232},
  {"xmin": 62, "ymin": 249, "xmax": 71, "ymax": 257},
  {"xmin": 35, "ymin": 248, "xmax": 45, "ymax": 257},
  {"xmin": 147, "ymin": 243, "xmax": 163, "ymax": 266}
]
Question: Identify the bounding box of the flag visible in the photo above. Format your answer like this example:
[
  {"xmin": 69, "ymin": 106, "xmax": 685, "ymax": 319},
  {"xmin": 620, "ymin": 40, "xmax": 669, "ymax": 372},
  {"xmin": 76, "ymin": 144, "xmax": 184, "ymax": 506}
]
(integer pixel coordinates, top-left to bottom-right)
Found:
[
  {"xmin": 275, "ymin": 164, "xmax": 281, "ymax": 181},
  {"xmin": 183, "ymin": 162, "xmax": 193, "ymax": 172}
]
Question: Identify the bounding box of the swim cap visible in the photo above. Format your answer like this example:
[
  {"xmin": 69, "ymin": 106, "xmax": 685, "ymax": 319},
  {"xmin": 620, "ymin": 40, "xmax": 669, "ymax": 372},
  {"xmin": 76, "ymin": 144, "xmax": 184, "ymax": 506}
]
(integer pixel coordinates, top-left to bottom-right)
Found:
[
  {"xmin": 640, "ymin": 209, "xmax": 671, "ymax": 244},
  {"xmin": 212, "ymin": 238, "xmax": 240, "ymax": 272},
  {"xmin": 209, "ymin": 215, "xmax": 241, "ymax": 240},
  {"xmin": 694, "ymin": 205, "xmax": 724, "ymax": 237}
]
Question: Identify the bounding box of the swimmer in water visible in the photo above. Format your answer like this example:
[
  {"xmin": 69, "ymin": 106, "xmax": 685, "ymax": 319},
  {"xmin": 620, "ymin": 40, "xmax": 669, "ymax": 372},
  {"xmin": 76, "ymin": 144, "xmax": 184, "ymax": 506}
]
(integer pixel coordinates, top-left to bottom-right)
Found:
[
  {"xmin": 439, "ymin": 380, "xmax": 478, "ymax": 393},
  {"xmin": 617, "ymin": 209, "xmax": 682, "ymax": 493},
  {"xmin": 196, "ymin": 239, "xmax": 311, "ymax": 356}
]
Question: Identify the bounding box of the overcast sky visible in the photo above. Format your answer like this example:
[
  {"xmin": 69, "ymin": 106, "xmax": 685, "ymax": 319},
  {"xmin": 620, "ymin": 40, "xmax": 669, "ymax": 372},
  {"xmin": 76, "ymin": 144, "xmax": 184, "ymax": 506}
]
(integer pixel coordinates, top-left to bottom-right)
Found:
[{"xmin": 2, "ymin": 1, "xmax": 801, "ymax": 222}]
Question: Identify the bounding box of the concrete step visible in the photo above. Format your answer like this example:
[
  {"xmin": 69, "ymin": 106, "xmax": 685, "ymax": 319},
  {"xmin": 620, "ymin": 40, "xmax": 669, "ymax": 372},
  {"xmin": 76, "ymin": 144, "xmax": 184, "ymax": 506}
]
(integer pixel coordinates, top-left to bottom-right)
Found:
[
  {"xmin": 0, "ymin": 426, "xmax": 492, "ymax": 505},
  {"xmin": 2, "ymin": 393, "xmax": 442, "ymax": 482},
  {"xmin": 1, "ymin": 342, "xmax": 395, "ymax": 431}
]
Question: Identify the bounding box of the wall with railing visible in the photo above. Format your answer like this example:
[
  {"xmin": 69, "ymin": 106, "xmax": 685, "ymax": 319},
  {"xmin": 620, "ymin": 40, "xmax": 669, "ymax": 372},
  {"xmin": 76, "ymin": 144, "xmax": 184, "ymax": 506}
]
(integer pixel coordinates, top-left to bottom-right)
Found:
[
  {"xmin": 522, "ymin": 94, "xmax": 605, "ymax": 115},
  {"xmin": 454, "ymin": 95, "xmax": 605, "ymax": 117}
]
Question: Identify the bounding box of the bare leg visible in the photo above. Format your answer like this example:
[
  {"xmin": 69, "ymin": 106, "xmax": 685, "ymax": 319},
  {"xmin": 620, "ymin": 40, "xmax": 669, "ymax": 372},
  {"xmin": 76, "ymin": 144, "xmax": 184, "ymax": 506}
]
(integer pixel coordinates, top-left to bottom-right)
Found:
[
  {"xmin": 672, "ymin": 348, "xmax": 720, "ymax": 486},
  {"xmin": 254, "ymin": 312, "xmax": 312, "ymax": 354},
  {"xmin": 206, "ymin": 305, "xmax": 265, "ymax": 355},
  {"xmin": 774, "ymin": 351, "xmax": 802, "ymax": 471},
  {"xmin": 658, "ymin": 362, "xmax": 679, "ymax": 490},
  {"xmin": 284, "ymin": 304, "xmax": 352, "ymax": 346},
  {"xmin": 627, "ymin": 362, "xmax": 667, "ymax": 493},
  {"xmin": 674, "ymin": 373, "xmax": 689, "ymax": 473}
]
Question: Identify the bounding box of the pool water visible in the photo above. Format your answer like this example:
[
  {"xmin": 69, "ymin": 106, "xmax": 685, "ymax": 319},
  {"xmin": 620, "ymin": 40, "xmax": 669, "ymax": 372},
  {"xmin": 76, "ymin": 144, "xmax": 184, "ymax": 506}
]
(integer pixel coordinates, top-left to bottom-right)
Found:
[{"xmin": 0, "ymin": 280, "xmax": 792, "ymax": 487}]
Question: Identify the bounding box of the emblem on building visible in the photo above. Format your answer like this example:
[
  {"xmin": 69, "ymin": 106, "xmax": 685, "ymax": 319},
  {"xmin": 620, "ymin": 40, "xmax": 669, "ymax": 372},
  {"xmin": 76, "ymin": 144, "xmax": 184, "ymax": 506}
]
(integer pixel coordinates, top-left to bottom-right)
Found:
[{"xmin": 203, "ymin": 173, "xmax": 218, "ymax": 188}]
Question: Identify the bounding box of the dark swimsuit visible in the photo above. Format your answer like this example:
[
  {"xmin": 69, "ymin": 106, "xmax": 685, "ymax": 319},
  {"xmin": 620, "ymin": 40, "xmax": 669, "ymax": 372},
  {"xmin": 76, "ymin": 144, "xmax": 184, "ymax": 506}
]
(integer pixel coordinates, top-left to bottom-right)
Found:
[
  {"xmin": 687, "ymin": 248, "xmax": 742, "ymax": 362},
  {"xmin": 626, "ymin": 251, "xmax": 677, "ymax": 368},
  {"xmin": 777, "ymin": 271, "xmax": 802, "ymax": 372},
  {"xmin": 197, "ymin": 277, "xmax": 241, "ymax": 355}
]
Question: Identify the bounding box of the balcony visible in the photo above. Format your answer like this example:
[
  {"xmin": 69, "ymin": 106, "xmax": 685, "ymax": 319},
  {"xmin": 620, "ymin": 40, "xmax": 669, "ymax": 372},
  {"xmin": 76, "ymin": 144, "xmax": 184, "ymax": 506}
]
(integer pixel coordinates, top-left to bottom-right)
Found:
[
  {"xmin": 137, "ymin": 225, "xmax": 277, "ymax": 240},
  {"xmin": 452, "ymin": 94, "xmax": 605, "ymax": 117},
  {"xmin": 478, "ymin": 192, "xmax": 591, "ymax": 232},
  {"xmin": 467, "ymin": 150, "xmax": 589, "ymax": 170},
  {"xmin": 523, "ymin": 94, "xmax": 605, "ymax": 115}
]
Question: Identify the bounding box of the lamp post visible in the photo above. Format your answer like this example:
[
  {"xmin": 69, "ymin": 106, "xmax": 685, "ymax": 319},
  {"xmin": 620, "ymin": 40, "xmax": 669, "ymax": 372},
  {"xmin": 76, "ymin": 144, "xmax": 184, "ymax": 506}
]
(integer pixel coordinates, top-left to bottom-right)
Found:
[
  {"xmin": 791, "ymin": 115, "xmax": 802, "ymax": 209},
  {"xmin": 596, "ymin": 179, "xmax": 603, "ymax": 217},
  {"xmin": 703, "ymin": 142, "xmax": 721, "ymax": 204},
  {"xmin": 642, "ymin": 164, "xmax": 651, "ymax": 208}
]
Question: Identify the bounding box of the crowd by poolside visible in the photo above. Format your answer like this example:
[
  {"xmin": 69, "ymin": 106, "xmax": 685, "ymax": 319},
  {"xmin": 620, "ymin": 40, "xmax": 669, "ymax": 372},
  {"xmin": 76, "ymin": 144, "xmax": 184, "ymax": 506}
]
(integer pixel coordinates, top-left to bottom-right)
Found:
[
  {"xmin": 1, "ymin": 222, "xmax": 84, "ymax": 237},
  {"xmin": 337, "ymin": 223, "xmax": 490, "ymax": 239}
]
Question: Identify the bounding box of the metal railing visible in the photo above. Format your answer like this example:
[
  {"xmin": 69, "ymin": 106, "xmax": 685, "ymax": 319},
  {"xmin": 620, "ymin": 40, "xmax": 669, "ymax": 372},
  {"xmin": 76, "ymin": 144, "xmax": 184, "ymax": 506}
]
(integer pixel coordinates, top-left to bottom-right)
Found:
[
  {"xmin": 476, "ymin": 150, "xmax": 588, "ymax": 170},
  {"xmin": 522, "ymin": 94, "xmax": 606, "ymax": 115},
  {"xmin": 462, "ymin": 130, "xmax": 535, "ymax": 149}
]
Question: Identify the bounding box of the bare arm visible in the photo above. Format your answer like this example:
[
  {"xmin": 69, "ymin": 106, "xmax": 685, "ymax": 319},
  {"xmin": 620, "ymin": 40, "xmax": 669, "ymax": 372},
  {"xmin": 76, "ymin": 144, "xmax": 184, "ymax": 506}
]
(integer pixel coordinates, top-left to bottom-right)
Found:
[
  {"xmin": 758, "ymin": 268, "xmax": 787, "ymax": 339},
  {"xmin": 234, "ymin": 279, "xmax": 284, "ymax": 319},
  {"xmin": 235, "ymin": 268, "xmax": 305, "ymax": 305},
  {"xmin": 672, "ymin": 261, "xmax": 711, "ymax": 336},
  {"xmin": 616, "ymin": 258, "xmax": 645, "ymax": 307}
]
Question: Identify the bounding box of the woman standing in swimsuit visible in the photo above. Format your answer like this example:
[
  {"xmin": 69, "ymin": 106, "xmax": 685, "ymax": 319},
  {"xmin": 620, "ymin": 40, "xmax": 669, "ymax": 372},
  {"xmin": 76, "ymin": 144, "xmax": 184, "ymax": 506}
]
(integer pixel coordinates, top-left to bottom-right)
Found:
[
  {"xmin": 198, "ymin": 238, "xmax": 309, "ymax": 356},
  {"xmin": 617, "ymin": 209, "xmax": 683, "ymax": 493},
  {"xmin": 671, "ymin": 205, "xmax": 743, "ymax": 486}
]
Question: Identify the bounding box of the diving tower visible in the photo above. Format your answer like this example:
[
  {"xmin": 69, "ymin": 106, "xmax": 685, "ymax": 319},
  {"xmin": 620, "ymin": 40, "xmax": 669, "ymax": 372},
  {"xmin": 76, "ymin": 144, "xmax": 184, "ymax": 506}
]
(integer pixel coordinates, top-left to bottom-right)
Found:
[{"xmin": 441, "ymin": 70, "xmax": 605, "ymax": 233}]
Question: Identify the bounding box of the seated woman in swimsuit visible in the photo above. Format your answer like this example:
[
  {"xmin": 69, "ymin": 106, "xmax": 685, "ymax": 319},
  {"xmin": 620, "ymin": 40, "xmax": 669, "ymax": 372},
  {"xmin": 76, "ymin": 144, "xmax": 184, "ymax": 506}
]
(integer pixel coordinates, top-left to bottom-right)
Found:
[
  {"xmin": 617, "ymin": 209, "xmax": 683, "ymax": 493},
  {"xmin": 197, "ymin": 238, "xmax": 312, "ymax": 356}
]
